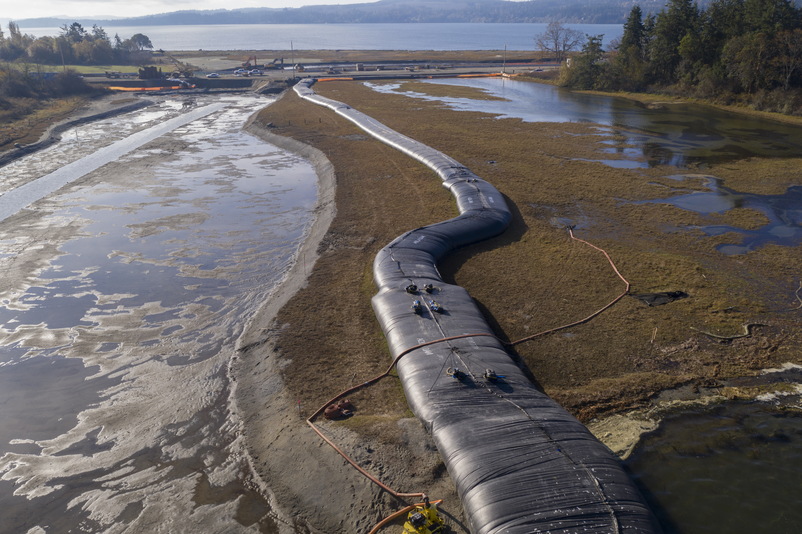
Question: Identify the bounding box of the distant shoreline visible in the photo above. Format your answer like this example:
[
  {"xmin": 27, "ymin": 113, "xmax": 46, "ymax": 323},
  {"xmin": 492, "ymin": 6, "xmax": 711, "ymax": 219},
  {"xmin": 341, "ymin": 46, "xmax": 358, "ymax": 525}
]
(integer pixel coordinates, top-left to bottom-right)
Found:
[{"xmin": 15, "ymin": 22, "xmax": 624, "ymax": 52}]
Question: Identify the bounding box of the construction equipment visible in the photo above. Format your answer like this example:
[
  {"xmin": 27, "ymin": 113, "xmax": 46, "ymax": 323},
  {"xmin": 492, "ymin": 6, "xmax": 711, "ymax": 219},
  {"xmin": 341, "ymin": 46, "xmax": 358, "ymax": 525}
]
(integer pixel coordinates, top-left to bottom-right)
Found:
[
  {"xmin": 402, "ymin": 498, "xmax": 445, "ymax": 534},
  {"xmin": 163, "ymin": 52, "xmax": 196, "ymax": 78}
]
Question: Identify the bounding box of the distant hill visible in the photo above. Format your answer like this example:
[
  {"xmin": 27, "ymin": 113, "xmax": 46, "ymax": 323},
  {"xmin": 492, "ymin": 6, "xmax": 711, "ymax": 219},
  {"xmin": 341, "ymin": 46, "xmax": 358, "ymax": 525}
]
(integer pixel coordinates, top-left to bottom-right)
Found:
[{"xmin": 18, "ymin": 0, "xmax": 733, "ymax": 27}]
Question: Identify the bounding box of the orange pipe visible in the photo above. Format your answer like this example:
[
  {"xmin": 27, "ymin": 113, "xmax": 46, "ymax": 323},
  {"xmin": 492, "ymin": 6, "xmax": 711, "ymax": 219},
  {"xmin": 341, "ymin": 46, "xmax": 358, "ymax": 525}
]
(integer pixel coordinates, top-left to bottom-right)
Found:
[
  {"xmin": 107, "ymin": 86, "xmax": 184, "ymax": 91},
  {"xmin": 509, "ymin": 227, "xmax": 630, "ymax": 346}
]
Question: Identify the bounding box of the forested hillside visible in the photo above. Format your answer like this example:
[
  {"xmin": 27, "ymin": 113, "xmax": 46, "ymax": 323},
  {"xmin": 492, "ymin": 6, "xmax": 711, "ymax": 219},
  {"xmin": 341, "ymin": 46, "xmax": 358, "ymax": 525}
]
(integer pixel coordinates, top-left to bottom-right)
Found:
[
  {"xmin": 18, "ymin": 0, "xmax": 727, "ymax": 27},
  {"xmin": 559, "ymin": 0, "xmax": 802, "ymax": 115}
]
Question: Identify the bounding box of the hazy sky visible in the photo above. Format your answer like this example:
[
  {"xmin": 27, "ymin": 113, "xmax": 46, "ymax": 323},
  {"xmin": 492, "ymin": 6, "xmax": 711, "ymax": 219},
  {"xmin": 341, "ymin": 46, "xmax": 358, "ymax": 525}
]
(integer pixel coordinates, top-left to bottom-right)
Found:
[{"xmin": 4, "ymin": 0, "xmax": 376, "ymax": 23}]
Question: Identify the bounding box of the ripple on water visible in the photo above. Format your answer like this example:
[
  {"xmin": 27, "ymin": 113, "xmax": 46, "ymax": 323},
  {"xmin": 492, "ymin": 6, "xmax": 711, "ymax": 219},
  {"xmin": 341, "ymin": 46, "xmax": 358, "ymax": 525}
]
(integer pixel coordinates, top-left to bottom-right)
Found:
[{"xmin": 0, "ymin": 94, "xmax": 316, "ymax": 532}]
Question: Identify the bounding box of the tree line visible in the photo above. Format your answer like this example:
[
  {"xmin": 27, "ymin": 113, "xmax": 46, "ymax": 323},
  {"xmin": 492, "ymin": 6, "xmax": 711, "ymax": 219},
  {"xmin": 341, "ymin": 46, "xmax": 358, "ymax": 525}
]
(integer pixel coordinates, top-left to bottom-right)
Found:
[
  {"xmin": 0, "ymin": 22, "xmax": 154, "ymax": 101},
  {"xmin": 556, "ymin": 0, "xmax": 802, "ymax": 115},
  {"xmin": 1, "ymin": 22, "xmax": 153, "ymax": 66}
]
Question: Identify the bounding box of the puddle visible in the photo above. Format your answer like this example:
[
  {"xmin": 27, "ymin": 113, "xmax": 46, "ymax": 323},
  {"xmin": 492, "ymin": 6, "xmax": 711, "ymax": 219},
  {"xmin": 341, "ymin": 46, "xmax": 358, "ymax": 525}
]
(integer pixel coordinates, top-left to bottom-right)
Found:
[
  {"xmin": 637, "ymin": 176, "xmax": 802, "ymax": 254},
  {"xmin": 0, "ymin": 94, "xmax": 316, "ymax": 532}
]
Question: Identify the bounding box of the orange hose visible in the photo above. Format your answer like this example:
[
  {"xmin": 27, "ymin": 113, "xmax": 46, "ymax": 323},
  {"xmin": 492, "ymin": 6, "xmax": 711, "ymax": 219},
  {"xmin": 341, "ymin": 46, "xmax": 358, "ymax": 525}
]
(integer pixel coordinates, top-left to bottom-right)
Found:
[
  {"xmin": 307, "ymin": 227, "xmax": 629, "ymax": 530},
  {"xmin": 306, "ymin": 332, "xmax": 496, "ymax": 498},
  {"xmin": 508, "ymin": 227, "xmax": 630, "ymax": 346}
]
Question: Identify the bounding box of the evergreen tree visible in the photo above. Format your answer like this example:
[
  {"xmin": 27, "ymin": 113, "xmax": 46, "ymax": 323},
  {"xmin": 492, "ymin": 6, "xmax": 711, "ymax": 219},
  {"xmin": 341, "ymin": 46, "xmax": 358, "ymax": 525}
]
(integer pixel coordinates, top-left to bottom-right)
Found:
[
  {"xmin": 611, "ymin": 6, "xmax": 650, "ymax": 90},
  {"xmin": 648, "ymin": 0, "xmax": 700, "ymax": 84},
  {"xmin": 742, "ymin": 0, "xmax": 800, "ymax": 32},
  {"xmin": 620, "ymin": 5, "xmax": 647, "ymax": 58},
  {"xmin": 561, "ymin": 35, "xmax": 605, "ymax": 90}
]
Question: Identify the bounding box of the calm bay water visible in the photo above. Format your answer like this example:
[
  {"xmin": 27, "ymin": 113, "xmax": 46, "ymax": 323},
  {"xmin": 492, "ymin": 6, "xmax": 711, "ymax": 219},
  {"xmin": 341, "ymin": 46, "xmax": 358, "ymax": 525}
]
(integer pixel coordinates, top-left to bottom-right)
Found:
[{"xmin": 19, "ymin": 22, "xmax": 624, "ymax": 51}]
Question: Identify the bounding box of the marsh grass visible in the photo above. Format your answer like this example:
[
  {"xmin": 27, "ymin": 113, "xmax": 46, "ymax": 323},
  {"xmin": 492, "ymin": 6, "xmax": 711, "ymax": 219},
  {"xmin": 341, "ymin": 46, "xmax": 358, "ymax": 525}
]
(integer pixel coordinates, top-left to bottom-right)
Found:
[
  {"xmin": 0, "ymin": 96, "xmax": 87, "ymax": 149},
  {"xmin": 256, "ymin": 79, "xmax": 801, "ymax": 424}
]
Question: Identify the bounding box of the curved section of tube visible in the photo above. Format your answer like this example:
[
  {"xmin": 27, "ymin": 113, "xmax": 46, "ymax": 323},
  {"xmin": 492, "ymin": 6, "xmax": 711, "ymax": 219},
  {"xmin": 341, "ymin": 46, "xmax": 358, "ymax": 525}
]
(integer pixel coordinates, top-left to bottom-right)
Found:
[{"xmin": 294, "ymin": 79, "xmax": 659, "ymax": 534}]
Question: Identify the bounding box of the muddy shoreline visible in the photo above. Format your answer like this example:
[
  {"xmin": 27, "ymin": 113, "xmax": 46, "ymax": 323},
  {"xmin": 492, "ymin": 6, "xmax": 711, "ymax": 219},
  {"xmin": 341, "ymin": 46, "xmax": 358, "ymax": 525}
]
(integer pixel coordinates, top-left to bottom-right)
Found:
[
  {"xmin": 233, "ymin": 100, "xmax": 466, "ymax": 533},
  {"xmin": 0, "ymin": 95, "xmax": 152, "ymax": 168}
]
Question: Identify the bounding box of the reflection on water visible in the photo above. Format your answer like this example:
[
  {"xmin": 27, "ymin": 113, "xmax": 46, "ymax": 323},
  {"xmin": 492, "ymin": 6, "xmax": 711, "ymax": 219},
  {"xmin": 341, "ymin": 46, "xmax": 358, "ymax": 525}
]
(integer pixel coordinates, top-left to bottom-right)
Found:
[
  {"xmin": 638, "ymin": 176, "xmax": 802, "ymax": 254},
  {"xmin": 0, "ymin": 94, "xmax": 317, "ymax": 532},
  {"xmin": 626, "ymin": 399, "xmax": 802, "ymax": 534},
  {"xmin": 370, "ymin": 77, "xmax": 802, "ymax": 168}
]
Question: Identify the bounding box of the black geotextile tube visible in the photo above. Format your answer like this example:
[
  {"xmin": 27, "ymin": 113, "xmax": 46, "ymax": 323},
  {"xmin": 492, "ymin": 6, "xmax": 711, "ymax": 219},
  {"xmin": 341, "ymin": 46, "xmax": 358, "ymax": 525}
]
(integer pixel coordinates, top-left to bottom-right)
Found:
[{"xmin": 294, "ymin": 79, "xmax": 660, "ymax": 534}]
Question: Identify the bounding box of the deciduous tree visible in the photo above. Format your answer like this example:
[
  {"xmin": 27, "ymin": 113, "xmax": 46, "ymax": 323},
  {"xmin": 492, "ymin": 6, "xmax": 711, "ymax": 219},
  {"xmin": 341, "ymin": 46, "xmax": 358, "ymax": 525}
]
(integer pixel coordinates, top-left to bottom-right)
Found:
[{"xmin": 535, "ymin": 21, "xmax": 585, "ymax": 62}]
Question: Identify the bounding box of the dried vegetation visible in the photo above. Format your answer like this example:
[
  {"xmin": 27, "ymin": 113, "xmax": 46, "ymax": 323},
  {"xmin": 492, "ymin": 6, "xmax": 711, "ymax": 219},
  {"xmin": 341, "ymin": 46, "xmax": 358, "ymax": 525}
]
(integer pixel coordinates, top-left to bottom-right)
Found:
[{"xmin": 254, "ymin": 79, "xmax": 802, "ymax": 427}]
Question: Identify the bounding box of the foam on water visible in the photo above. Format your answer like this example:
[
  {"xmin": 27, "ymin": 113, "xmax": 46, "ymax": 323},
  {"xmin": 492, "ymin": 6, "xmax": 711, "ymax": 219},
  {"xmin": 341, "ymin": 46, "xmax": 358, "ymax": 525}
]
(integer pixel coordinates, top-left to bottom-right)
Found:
[{"xmin": 0, "ymin": 94, "xmax": 317, "ymax": 532}]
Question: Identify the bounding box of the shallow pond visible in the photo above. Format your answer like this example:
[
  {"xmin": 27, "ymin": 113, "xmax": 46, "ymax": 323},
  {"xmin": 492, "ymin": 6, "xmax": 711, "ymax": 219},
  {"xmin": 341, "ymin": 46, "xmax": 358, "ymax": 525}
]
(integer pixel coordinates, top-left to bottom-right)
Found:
[
  {"xmin": 0, "ymin": 93, "xmax": 317, "ymax": 532},
  {"xmin": 374, "ymin": 77, "xmax": 802, "ymax": 167}
]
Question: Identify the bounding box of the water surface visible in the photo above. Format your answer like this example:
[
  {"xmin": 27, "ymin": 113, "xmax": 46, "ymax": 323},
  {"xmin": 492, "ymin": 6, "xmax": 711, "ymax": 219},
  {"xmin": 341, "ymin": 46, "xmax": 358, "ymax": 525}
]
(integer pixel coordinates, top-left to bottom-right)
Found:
[
  {"xmin": 383, "ymin": 77, "xmax": 802, "ymax": 168},
  {"xmin": 18, "ymin": 23, "xmax": 624, "ymax": 51},
  {"xmin": 0, "ymin": 93, "xmax": 317, "ymax": 532},
  {"xmin": 627, "ymin": 399, "xmax": 802, "ymax": 534},
  {"xmin": 638, "ymin": 176, "xmax": 802, "ymax": 254}
]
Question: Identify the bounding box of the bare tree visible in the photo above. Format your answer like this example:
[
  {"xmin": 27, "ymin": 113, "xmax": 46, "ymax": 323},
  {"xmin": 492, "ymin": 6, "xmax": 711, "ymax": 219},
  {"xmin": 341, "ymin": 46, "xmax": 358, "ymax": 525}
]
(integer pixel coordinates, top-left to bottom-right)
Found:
[{"xmin": 535, "ymin": 21, "xmax": 585, "ymax": 62}]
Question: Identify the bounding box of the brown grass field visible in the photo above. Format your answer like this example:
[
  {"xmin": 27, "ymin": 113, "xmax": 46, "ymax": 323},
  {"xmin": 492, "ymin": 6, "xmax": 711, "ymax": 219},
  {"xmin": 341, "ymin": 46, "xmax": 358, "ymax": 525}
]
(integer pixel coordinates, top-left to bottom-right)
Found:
[
  {"xmin": 253, "ymin": 79, "xmax": 801, "ymax": 432},
  {"xmin": 0, "ymin": 96, "xmax": 89, "ymax": 151}
]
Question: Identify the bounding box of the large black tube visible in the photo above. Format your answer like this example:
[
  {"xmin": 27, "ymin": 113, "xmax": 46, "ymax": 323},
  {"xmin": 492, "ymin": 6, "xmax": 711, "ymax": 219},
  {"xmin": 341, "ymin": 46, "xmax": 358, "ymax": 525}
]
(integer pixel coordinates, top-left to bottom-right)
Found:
[{"xmin": 294, "ymin": 79, "xmax": 660, "ymax": 534}]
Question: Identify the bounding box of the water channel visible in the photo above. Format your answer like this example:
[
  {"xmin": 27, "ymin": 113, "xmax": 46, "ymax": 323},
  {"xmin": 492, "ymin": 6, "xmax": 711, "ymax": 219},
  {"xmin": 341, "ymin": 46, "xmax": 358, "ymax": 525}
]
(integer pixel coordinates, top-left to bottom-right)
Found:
[{"xmin": 0, "ymin": 93, "xmax": 317, "ymax": 532}]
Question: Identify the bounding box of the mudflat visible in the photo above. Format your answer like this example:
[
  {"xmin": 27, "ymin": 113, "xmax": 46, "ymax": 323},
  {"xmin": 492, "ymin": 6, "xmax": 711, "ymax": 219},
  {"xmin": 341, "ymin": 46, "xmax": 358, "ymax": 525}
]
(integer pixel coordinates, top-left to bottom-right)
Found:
[{"xmin": 236, "ymin": 80, "xmax": 801, "ymax": 532}]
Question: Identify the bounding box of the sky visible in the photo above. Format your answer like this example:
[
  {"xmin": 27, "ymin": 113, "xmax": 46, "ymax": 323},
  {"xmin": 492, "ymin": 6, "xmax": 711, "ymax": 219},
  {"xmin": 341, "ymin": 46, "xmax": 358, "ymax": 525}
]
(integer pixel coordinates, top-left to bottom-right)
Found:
[{"xmin": 3, "ymin": 0, "xmax": 377, "ymax": 24}]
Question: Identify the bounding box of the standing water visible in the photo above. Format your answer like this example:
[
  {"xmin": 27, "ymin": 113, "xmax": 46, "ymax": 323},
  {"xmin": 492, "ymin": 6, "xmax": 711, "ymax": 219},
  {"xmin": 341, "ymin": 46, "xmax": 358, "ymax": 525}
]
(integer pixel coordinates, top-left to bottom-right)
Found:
[
  {"xmin": 626, "ymin": 399, "xmax": 802, "ymax": 534},
  {"xmin": 0, "ymin": 93, "xmax": 318, "ymax": 532}
]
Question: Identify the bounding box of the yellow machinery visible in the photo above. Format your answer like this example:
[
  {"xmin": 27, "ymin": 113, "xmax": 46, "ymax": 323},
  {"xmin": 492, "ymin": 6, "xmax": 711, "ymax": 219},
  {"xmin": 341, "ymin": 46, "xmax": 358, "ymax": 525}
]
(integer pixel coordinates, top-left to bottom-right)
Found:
[{"xmin": 401, "ymin": 498, "xmax": 445, "ymax": 534}]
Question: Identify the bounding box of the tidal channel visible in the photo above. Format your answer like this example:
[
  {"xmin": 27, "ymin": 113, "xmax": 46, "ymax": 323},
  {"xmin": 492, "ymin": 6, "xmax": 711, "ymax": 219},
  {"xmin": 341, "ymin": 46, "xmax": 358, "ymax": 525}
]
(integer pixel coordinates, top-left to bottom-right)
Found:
[
  {"xmin": 0, "ymin": 93, "xmax": 317, "ymax": 532},
  {"xmin": 371, "ymin": 77, "xmax": 802, "ymax": 256}
]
